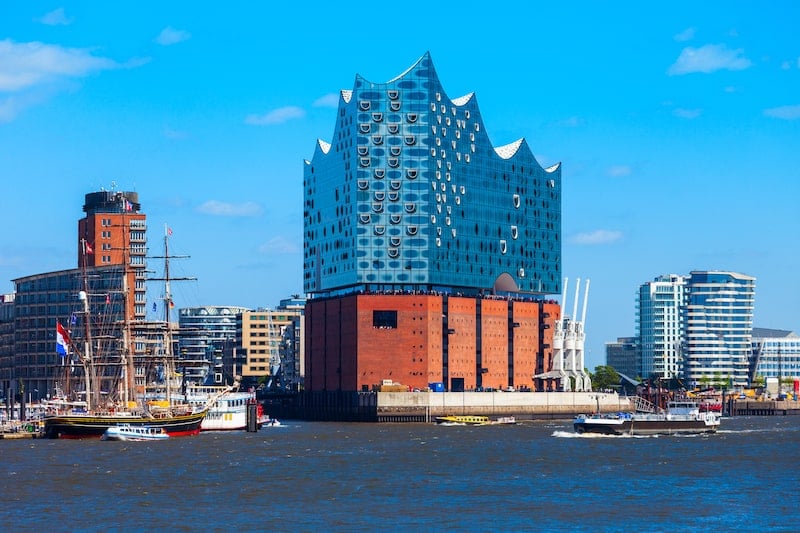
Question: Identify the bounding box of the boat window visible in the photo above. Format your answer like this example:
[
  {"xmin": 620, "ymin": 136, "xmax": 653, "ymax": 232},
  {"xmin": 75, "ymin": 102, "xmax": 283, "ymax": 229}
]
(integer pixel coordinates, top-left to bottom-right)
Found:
[
  {"xmin": 357, "ymin": 145, "xmax": 369, "ymax": 156},
  {"xmin": 357, "ymin": 180, "xmax": 369, "ymax": 190},
  {"xmin": 359, "ymin": 214, "xmax": 371, "ymax": 224},
  {"xmin": 387, "ymin": 90, "xmax": 399, "ymax": 100},
  {"xmin": 387, "ymin": 248, "xmax": 399, "ymax": 258},
  {"xmin": 406, "ymin": 226, "xmax": 418, "ymax": 235},
  {"xmin": 374, "ymin": 168, "xmax": 385, "ymax": 179},
  {"xmin": 406, "ymin": 113, "xmax": 418, "ymax": 123},
  {"xmin": 360, "ymin": 123, "xmax": 371, "ymax": 134},
  {"xmin": 406, "ymin": 169, "xmax": 418, "ymax": 179},
  {"xmin": 359, "ymin": 100, "xmax": 371, "ymax": 111},
  {"xmin": 390, "ymin": 180, "xmax": 402, "ymax": 190},
  {"xmin": 388, "ymin": 123, "xmax": 399, "ymax": 134},
  {"xmin": 360, "ymin": 157, "xmax": 371, "ymax": 167},
  {"xmin": 374, "ymin": 225, "xmax": 385, "ymax": 235},
  {"xmin": 404, "ymin": 135, "xmax": 416, "ymax": 146},
  {"xmin": 389, "ymin": 101, "xmax": 401, "ymax": 111},
  {"xmin": 404, "ymin": 203, "xmax": 416, "ymax": 213},
  {"xmin": 390, "ymin": 214, "xmax": 402, "ymax": 224},
  {"xmin": 390, "ymin": 146, "xmax": 401, "ymax": 156},
  {"xmin": 390, "ymin": 237, "xmax": 401, "ymax": 247},
  {"xmin": 372, "ymin": 112, "xmax": 383, "ymax": 122},
  {"xmin": 374, "ymin": 191, "xmax": 385, "ymax": 201},
  {"xmin": 372, "ymin": 135, "xmax": 383, "ymax": 145}
]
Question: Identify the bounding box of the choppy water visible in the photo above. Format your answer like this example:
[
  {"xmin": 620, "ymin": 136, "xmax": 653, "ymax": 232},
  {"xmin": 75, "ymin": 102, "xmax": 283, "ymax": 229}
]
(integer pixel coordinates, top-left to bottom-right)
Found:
[{"xmin": 2, "ymin": 416, "xmax": 798, "ymax": 531}]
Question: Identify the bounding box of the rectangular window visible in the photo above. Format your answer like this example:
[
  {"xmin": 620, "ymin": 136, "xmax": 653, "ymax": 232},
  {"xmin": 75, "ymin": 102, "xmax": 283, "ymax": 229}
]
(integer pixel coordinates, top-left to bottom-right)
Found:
[{"xmin": 373, "ymin": 310, "xmax": 398, "ymax": 329}]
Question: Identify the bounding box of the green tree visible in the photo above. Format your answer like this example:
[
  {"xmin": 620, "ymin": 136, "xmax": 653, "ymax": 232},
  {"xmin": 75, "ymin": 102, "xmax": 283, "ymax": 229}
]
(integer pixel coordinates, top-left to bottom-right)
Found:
[{"xmin": 591, "ymin": 365, "xmax": 620, "ymax": 391}]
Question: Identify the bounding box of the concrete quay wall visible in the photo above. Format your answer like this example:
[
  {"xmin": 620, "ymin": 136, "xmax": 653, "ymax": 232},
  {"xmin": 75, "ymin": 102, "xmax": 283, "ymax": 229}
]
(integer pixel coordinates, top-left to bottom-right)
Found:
[{"xmin": 377, "ymin": 391, "xmax": 630, "ymax": 422}]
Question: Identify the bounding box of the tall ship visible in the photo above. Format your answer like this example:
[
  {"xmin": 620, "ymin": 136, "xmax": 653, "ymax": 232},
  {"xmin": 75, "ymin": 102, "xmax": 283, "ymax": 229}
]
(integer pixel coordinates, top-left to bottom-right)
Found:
[
  {"xmin": 42, "ymin": 226, "xmax": 208, "ymax": 439},
  {"xmin": 573, "ymin": 396, "xmax": 721, "ymax": 436}
]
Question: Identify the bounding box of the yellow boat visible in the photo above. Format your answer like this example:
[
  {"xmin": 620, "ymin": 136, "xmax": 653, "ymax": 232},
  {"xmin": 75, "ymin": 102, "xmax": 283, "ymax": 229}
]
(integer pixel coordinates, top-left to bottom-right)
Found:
[{"xmin": 435, "ymin": 415, "xmax": 490, "ymax": 425}]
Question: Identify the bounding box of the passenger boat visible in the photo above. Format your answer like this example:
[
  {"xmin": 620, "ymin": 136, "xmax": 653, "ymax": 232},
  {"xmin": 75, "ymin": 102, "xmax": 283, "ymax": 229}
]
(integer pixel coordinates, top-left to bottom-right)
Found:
[
  {"xmin": 101, "ymin": 424, "xmax": 169, "ymax": 442},
  {"xmin": 573, "ymin": 397, "xmax": 720, "ymax": 436},
  {"xmin": 176, "ymin": 386, "xmax": 274, "ymax": 431},
  {"xmin": 435, "ymin": 415, "xmax": 517, "ymax": 426}
]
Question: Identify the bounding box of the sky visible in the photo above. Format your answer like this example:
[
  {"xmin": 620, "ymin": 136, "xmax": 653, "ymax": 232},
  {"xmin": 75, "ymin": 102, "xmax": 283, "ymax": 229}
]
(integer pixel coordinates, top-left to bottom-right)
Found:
[{"xmin": 1, "ymin": 2, "xmax": 798, "ymax": 370}]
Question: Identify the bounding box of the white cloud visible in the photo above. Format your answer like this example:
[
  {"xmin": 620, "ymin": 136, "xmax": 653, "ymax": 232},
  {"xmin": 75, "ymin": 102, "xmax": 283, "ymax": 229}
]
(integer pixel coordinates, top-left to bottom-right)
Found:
[
  {"xmin": 763, "ymin": 104, "xmax": 800, "ymax": 120},
  {"xmin": 674, "ymin": 27, "xmax": 696, "ymax": 42},
  {"xmin": 673, "ymin": 108, "xmax": 702, "ymax": 119},
  {"xmin": 606, "ymin": 165, "xmax": 631, "ymax": 177},
  {"xmin": 557, "ymin": 116, "xmax": 585, "ymax": 127},
  {"xmin": 781, "ymin": 60, "xmax": 792, "ymax": 70},
  {"xmin": 668, "ymin": 44, "xmax": 751, "ymax": 75},
  {"xmin": 0, "ymin": 39, "xmax": 117, "ymax": 92},
  {"xmin": 570, "ymin": 230, "xmax": 623, "ymax": 245},
  {"xmin": 38, "ymin": 8, "xmax": 74, "ymax": 26},
  {"xmin": 154, "ymin": 27, "xmax": 191, "ymax": 46},
  {"xmin": 196, "ymin": 200, "xmax": 263, "ymax": 217},
  {"xmin": 258, "ymin": 237, "xmax": 301, "ymax": 254},
  {"xmin": 245, "ymin": 106, "xmax": 305, "ymax": 125},
  {"xmin": 313, "ymin": 93, "xmax": 340, "ymax": 108}
]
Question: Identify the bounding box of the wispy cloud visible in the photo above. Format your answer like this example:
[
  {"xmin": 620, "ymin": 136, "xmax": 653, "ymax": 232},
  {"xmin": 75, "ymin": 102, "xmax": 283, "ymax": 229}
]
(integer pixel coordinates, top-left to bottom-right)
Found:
[
  {"xmin": 673, "ymin": 108, "xmax": 702, "ymax": 119},
  {"xmin": 245, "ymin": 105, "xmax": 305, "ymax": 125},
  {"xmin": 38, "ymin": 8, "xmax": 74, "ymax": 26},
  {"xmin": 196, "ymin": 200, "xmax": 263, "ymax": 217},
  {"xmin": 763, "ymin": 104, "xmax": 800, "ymax": 120},
  {"xmin": 313, "ymin": 93, "xmax": 340, "ymax": 108},
  {"xmin": 0, "ymin": 39, "xmax": 118, "ymax": 92},
  {"xmin": 606, "ymin": 165, "xmax": 631, "ymax": 177},
  {"xmin": 668, "ymin": 44, "xmax": 751, "ymax": 75},
  {"xmin": 154, "ymin": 27, "xmax": 191, "ymax": 46},
  {"xmin": 570, "ymin": 230, "xmax": 623, "ymax": 245},
  {"xmin": 258, "ymin": 236, "xmax": 301, "ymax": 254},
  {"xmin": 556, "ymin": 116, "xmax": 585, "ymax": 127},
  {"xmin": 674, "ymin": 27, "xmax": 696, "ymax": 42}
]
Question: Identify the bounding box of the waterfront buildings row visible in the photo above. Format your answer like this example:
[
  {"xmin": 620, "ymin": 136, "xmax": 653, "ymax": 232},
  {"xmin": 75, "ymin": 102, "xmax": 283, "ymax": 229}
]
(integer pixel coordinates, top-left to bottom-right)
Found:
[
  {"xmin": 0, "ymin": 189, "xmax": 305, "ymax": 406},
  {"xmin": 608, "ymin": 271, "xmax": 799, "ymax": 389}
]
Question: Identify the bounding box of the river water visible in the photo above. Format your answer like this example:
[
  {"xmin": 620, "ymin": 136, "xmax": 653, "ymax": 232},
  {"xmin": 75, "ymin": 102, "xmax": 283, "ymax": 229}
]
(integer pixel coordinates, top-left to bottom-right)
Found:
[{"xmin": 2, "ymin": 416, "xmax": 798, "ymax": 531}]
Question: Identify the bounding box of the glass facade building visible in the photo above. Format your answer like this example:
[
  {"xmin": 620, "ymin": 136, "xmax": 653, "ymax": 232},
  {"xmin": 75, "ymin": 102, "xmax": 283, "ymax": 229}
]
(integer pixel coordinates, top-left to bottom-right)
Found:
[
  {"xmin": 636, "ymin": 274, "xmax": 686, "ymax": 380},
  {"xmin": 750, "ymin": 328, "xmax": 800, "ymax": 383},
  {"xmin": 303, "ymin": 52, "xmax": 561, "ymax": 297},
  {"xmin": 682, "ymin": 271, "xmax": 755, "ymax": 388}
]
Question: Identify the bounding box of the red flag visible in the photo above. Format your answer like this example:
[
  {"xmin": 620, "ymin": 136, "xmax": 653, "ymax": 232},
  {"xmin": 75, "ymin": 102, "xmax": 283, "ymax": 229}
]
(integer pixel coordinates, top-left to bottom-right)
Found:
[
  {"xmin": 167, "ymin": 227, "xmax": 173, "ymax": 236},
  {"xmin": 106, "ymin": 294, "xmax": 111, "ymax": 304},
  {"xmin": 85, "ymin": 241, "xmax": 94, "ymax": 254}
]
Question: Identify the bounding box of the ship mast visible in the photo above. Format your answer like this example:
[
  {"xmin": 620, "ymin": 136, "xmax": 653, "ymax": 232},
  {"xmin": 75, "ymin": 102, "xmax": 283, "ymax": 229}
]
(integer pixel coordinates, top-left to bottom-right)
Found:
[{"xmin": 149, "ymin": 225, "xmax": 195, "ymax": 407}]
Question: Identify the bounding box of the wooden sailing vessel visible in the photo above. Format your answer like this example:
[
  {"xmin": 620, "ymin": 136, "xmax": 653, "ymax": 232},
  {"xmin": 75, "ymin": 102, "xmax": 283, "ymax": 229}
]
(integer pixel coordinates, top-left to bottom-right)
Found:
[{"xmin": 43, "ymin": 225, "xmax": 208, "ymax": 439}]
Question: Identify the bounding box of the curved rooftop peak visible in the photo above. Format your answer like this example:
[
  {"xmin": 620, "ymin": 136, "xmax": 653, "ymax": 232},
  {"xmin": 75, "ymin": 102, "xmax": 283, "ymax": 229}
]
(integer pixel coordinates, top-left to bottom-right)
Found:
[
  {"xmin": 494, "ymin": 139, "xmax": 524, "ymax": 160},
  {"xmin": 340, "ymin": 90, "xmax": 352, "ymax": 104},
  {"xmin": 544, "ymin": 162, "xmax": 561, "ymax": 173},
  {"xmin": 317, "ymin": 139, "xmax": 331, "ymax": 154},
  {"xmin": 386, "ymin": 51, "xmax": 431, "ymax": 84},
  {"xmin": 451, "ymin": 93, "xmax": 475, "ymax": 106}
]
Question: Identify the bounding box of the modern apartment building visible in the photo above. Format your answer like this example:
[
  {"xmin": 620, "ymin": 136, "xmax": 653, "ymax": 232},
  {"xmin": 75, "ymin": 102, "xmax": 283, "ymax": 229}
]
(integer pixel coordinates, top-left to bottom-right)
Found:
[
  {"xmin": 303, "ymin": 53, "xmax": 562, "ymax": 392},
  {"xmin": 636, "ymin": 274, "xmax": 686, "ymax": 380},
  {"xmin": 682, "ymin": 270, "xmax": 755, "ymax": 388},
  {"xmin": 750, "ymin": 328, "xmax": 800, "ymax": 384},
  {"xmin": 178, "ymin": 306, "xmax": 249, "ymax": 384},
  {"xmin": 237, "ymin": 304, "xmax": 304, "ymax": 391}
]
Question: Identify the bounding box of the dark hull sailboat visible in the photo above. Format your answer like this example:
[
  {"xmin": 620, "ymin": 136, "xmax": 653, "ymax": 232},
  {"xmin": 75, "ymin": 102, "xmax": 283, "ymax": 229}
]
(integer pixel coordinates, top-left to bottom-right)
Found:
[{"xmin": 43, "ymin": 409, "xmax": 206, "ymax": 439}]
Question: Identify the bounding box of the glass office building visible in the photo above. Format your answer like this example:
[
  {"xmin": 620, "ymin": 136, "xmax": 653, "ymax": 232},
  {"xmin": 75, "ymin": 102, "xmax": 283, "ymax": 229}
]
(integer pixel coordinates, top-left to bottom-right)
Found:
[
  {"xmin": 303, "ymin": 52, "xmax": 561, "ymax": 297},
  {"xmin": 682, "ymin": 271, "xmax": 755, "ymax": 388}
]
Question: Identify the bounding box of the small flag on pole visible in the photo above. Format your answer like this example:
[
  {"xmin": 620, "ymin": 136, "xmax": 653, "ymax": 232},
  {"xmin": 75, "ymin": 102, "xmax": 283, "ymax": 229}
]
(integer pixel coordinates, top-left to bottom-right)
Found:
[{"xmin": 106, "ymin": 293, "xmax": 111, "ymax": 304}]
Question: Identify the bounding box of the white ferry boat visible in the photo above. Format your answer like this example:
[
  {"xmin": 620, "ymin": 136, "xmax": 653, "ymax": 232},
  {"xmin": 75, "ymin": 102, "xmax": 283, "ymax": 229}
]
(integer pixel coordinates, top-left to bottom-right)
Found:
[{"xmin": 101, "ymin": 424, "xmax": 169, "ymax": 442}]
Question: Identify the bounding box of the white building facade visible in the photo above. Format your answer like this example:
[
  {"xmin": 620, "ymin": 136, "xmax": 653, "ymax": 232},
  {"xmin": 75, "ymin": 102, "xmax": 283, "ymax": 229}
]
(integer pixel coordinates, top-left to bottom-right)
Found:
[
  {"xmin": 636, "ymin": 274, "xmax": 686, "ymax": 380},
  {"xmin": 682, "ymin": 271, "xmax": 755, "ymax": 389}
]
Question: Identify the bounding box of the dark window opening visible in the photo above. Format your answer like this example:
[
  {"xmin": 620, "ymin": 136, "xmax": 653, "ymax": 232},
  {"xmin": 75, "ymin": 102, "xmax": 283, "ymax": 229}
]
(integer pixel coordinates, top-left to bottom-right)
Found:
[{"xmin": 373, "ymin": 310, "xmax": 398, "ymax": 329}]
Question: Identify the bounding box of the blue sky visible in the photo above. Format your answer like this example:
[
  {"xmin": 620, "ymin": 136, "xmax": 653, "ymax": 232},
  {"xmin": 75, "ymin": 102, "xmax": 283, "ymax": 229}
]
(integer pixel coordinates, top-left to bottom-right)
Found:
[{"xmin": 1, "ymin": 2, "xmax": 798, "ymax": 370}]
